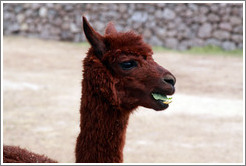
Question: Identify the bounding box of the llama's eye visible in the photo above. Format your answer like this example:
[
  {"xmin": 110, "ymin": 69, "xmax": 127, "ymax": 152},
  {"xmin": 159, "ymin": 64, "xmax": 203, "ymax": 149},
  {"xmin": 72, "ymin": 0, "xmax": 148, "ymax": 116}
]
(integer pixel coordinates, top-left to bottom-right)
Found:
[{"xmin": 119, "ymin": 60, "xmax": 138, "ymax": 70}]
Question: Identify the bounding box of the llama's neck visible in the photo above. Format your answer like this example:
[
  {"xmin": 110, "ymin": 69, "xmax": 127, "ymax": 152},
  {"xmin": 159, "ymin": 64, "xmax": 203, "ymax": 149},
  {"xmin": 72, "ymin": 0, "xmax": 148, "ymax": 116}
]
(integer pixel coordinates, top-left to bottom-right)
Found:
[{"xmin": 75, "ymin": 77, "xmax": 130, "ymax": 163}]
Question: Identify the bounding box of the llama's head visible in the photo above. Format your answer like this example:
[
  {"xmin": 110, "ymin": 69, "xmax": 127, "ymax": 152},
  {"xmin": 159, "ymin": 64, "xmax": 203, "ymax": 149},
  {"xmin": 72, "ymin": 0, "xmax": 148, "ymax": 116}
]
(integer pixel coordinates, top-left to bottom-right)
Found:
[{"xmin": 83, "ymin": 17, "xmax": 176, "ymax": 111}]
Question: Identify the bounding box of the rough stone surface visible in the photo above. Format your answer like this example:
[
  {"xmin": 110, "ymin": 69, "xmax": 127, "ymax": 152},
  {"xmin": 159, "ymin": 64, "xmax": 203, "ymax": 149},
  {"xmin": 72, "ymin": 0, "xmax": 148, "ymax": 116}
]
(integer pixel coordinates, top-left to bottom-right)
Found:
[
  {"xmin": 163, "ymin": 8, "xmax": 176, "ymax": 20},
  {"xmin": 39, "ymin": 7, "xmax": 47, "ymax": 17},
  {"xmin": 206, "ymin": 38, "xmax": 222, "ymax": 46},
  {"xmin": 230, "ymin": 16, "xmax": 242, "ymax": 26},
  {"xmin": 198, "ymin": 23, "xmax": 212, "ymax": 39},
  {"xmin": 3, "ymin": 3, "xmax": 243, "ymax": 50},
  {"xmin": 213, "ymin": 30, "xmax": 230, "ymax": 40},
  {"xmin": 219, "ymin": 22, "xmax": 232, "ymax": 31},
  {"xmin": 231, "ymin": 34, "xmax": 243, "ymax": 43},
  {"xmin": 222, "ymin": 41, "xmax": 236, "ymax": 50},
  {"xmin": 165, "ymin": 38, "xmax": 179, "ymax": 49}
]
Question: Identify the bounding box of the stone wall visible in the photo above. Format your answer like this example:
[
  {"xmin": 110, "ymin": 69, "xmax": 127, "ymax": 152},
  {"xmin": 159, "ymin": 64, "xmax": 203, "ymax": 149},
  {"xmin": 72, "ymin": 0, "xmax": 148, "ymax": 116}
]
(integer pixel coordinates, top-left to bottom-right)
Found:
[{"xmin": 3, "ymin": 3, "xmax": 243, "ymax": 50}]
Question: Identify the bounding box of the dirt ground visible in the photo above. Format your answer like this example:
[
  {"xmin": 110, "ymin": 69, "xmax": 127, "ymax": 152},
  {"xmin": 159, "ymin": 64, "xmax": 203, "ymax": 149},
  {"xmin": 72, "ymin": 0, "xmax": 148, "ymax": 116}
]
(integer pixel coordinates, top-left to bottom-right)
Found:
[{"xmin": 2, "ymin": 36, "xmax": 244, "ymax": 163}]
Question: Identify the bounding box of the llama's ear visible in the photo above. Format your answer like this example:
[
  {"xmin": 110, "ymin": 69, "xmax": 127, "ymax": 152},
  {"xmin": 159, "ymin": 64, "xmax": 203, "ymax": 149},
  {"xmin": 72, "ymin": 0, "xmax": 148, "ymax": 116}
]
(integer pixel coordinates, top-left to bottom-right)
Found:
[
  {"xmin": 83, "ymin": 16, "xmax": 106, "ymax": 59},
  {"xmin": 105, "ymin": 22, "xmax": 117, "ymax": 35}
]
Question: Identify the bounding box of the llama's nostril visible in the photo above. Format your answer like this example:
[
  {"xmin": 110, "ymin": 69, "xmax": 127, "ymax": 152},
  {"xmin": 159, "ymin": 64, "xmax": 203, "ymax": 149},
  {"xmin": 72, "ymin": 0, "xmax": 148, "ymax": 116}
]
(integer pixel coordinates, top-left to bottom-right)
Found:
[
  {"xmin": 163, "ymin": 75, "xmax": 176, "ymax": 86},
  {"xmin": 165, "ymin": 79, "xmax": 175, "ymax": 86}
]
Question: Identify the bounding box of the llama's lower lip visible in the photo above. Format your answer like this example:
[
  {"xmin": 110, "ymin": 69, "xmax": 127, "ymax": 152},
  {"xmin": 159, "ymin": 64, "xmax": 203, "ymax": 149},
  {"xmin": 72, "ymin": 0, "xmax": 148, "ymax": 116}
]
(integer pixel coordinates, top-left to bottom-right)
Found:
[{"xmin": 156, "ymin": 100, "xmax": 169, "ymax": 110}]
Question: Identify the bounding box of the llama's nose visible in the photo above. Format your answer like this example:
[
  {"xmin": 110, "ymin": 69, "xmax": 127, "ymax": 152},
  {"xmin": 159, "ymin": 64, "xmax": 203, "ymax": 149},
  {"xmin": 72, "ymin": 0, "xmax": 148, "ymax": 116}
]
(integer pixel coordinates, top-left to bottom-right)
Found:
[{"xmin": 163, "ymin": 75, "xmax": 176, "ymax": 86}]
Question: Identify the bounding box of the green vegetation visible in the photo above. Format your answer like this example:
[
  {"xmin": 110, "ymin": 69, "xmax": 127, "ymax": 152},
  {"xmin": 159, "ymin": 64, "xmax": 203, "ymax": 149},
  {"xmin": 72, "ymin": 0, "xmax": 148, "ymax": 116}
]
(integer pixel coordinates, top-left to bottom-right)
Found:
[
  {"xmin": 184, "ymin": 45, "xmax": 243, "ymax": 56},
  {"xmin": 75, "ymin": 42, "xmax": 90, "ymax": 48},
  {"xmin": 152, "ymin": 45, "xmax": 243, "ymax": 56}
]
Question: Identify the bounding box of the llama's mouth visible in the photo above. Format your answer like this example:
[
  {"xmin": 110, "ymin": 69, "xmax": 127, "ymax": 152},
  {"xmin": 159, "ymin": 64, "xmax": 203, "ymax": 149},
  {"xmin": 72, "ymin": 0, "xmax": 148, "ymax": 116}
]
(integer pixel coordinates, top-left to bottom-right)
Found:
[
  {"xmin": 152, "ymin": 93, "xmax": 172, "ymax": 104},
  {"xmin": 151, "ymin": 93, "xmax": 172, "ymax": 110}
]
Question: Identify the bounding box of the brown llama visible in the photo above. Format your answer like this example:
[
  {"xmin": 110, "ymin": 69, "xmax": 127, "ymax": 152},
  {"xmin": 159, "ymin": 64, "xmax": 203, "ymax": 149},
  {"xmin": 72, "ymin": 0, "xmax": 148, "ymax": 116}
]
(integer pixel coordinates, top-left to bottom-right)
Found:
[
  {"xmin": 3, "ymin": 145, "xmax": 57, "ymax": 163},
  {"xmin": 3, "ymin": 16, "xmax": 176, "ymax": 163}
]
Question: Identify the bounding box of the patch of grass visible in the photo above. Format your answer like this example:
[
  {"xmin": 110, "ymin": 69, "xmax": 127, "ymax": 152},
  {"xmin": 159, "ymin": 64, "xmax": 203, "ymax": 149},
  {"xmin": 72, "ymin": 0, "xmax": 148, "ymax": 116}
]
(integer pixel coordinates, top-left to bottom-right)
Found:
[
  {"xmin": 152, "ymin": 45, "xmax": 243, "ymax": 56},
  {"xmin": 74, "ymin": 42, "xmax": 90, "ymax": 47},
  {"xmin": 184, "ymin": 45, "xmax": 243, "ymax": 56}
]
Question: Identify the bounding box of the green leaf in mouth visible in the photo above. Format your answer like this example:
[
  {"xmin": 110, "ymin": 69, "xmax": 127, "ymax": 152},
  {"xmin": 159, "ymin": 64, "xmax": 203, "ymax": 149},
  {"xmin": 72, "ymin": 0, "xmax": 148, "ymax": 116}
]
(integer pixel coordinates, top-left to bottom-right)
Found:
[{"xmin": 152, "ymin": 93, "xmax": 172, "ymax": 104}]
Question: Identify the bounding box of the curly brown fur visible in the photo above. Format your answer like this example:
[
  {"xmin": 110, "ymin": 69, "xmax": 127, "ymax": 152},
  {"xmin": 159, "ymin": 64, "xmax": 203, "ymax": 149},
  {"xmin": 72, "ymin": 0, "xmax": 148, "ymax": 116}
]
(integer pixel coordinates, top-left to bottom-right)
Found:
[{"xmin": 3, "ymin": 145, "xmax": 57, "ymax": 163}]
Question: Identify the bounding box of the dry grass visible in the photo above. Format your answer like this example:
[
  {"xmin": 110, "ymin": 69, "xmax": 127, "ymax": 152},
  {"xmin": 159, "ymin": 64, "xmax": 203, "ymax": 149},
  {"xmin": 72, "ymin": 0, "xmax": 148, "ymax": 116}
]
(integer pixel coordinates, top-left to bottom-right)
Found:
[{"xmin": 2, "ymin": 36, "xmax": 244, "ymax": 163}]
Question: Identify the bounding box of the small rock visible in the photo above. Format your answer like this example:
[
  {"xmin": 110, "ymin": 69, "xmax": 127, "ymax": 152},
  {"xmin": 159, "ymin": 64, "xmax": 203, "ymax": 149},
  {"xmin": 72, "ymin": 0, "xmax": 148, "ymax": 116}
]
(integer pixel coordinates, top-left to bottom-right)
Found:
[
  {"xmin": 50, "ymin": 27, "xmax": 61, "ymax": 35},
  {"xmin": 233, "ymin": 26, "xmax": 243, "ymax": 34},
  {"xmin": 20, "ymin": 23, "xmax": 28, "ymax": 31},
  {"xmin": 64, "ymin": 4, "xmax": 73, "ymax": 11},
  {"xmin": 39, "ymin": 7, "xmax": 47, "ymax": 17},
  {"xmin": 192, "ymin": 38, "xmax": 204, "ymax": 47},
  {"xmin": 230, "ymin": 16, "xmax": 242, "ymax": 26},
  {"xmin": 155, "ymin": 10, "xmax": 163, "ymax": 19},
  {"xmin": 191, "ymin": 24, "xmax": 199, "ymax": 31},
  {"xmin": 156, "ymin": 3, "xmax": 166, "ymax": 8},
  {"xmin": 205, "ymin": 38, "xmax": 222, "ymax": 46},
  {"xmin": 219, "ymin": 22, "xmax": 232, "ymax": 31},
  {"xmin": 40, "ymin": 30, "xmax": 50, "ymax": 39},
  {"xmin": 61, "ymin": 31, "xmax": 73, "ymax": 40},
  {"xmin": 231, "ymin": 34, "xmax": 243, "ymax": 43},
  {"xmin": 238, "ymin": 43, "xmax": 243, "ymax": 49},
  {"xmin": 165, "ymin": 38, "xmax": 178, "ymax": 49},
  {"xmin": 166, "ymin": 30, "xmax": 176, "ymax": 37},
  {"xmin": 46, "ymin": 3, "xmax": 54, "ymax": 8},
  {"xmin": 25, "ymin": 9, "xmax": 33, "ymax": 17},
  {"xmin": 181, "ymin": 28, "xmax": 192, "ymax": 39},
  {"xmin": 178, "ymin": 40, "xmax": 193, "ymax": 50},
  {"xmin": 167, "ymin": 22, "xmax": 176, "ymax": 29},
  {"xmin": 131, "ymin": 12, "xmax": 148, "ymax": 23},
  {"xmin": 14, "ymin": 5, "xmax": 23, "ymax": 13},
  {"xmin": 210, "ymin": 4, "xmax": 219, "ymax": 12},
  {"xmin": 61, "ymin": 22, "xmax": 70, "ymax": 30},
  {"xmin": 9, "ymin": 23, "xmax": 20, "ymax": 33},
  {"xmin": 177, "ymin": 44, "xmax": 188, "ymax": 51},
  {"xmin": 200, "ymin": 6, "xmax": 209, "ymax": 14},
  {"xmin": 198, "ymin": 23, "xmax": 212, "ymax": 39},
  {"xmin": 119, "ymin": 4, "xmax": 127, "ymax": 13},
  {"xmin": 188, "ymin": 4, "xmax": 198, "ymax": 11},
  {"xmin": 163, "ymin": 8, "xmax": 176, "ymax": 20},
  {"xmin": 156, "ymin": 28, "xmax": 167, "ymax": 38},
  {"xmin": 185, "ymin": 10, "xmax": 193, "ymax": 17},
  {"xmin": 17, "ymin": 14, "xmax": 25, "ymax": 23},
  {"xmin": 222, "ymin": 41, "xmax": 236, "ymax": 50},
  {"xmin": 149, "ymin": 36, "xmax": 162, "ymax": 46},
  {"xmin": 221, "ymin": 15, "xmax": 230, "ymax": 21},
  {"xmin": 28, "ymin": 24, "xmax": 36, "ymax": 33},
  {"xmin": 48, "ymin": 9, "xmax": 57, "ymax": 16},
  {"xmin": 70, "ymin": 23, "xmax": 80, "ymax": 33},
  {"xmin": 143, "ymin": 29, "xmax": 152, "ymax": 39},
  {"xmin": 195, "ymin": 15, "xmax": 207, "ymax": 23},
  {"xmin": 31, "ymin": 3, "xmax": 41, "ymax": 10},
  {"xmin": 74, "ymin": 33, "xmax": 82, "ymax": 42},
  {"xmin": 231, "ymin": 6, "xmax": 241, "ymax": 15},
  {"xmin": 207, "ymin": 13, "xmax": 220, "ymax": 22},
  {"xmin": 53, "ymin": 18, "xmax": 62, "ymax": 26},
  {"xmin": 213, "ymin": 30, "xmax": 230, "ymax": 40},
  {"xmin": 94, "ymin": 21, "xmax": 105, "ymax": 33},
  {"xmin": 174, "ymin": 5, "xmax": 184, "ymax": 13}
]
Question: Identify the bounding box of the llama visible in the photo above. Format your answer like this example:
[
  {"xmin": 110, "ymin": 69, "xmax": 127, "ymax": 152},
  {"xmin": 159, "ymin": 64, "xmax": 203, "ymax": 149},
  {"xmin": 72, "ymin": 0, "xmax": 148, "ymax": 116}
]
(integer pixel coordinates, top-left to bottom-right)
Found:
[
  {"xmin": 3, "ymin": 145, "xmax": 57, "ymax": 163},
  {"xmin": 3, "ymin": 16, "xmax": 176, "ymax": 163}
]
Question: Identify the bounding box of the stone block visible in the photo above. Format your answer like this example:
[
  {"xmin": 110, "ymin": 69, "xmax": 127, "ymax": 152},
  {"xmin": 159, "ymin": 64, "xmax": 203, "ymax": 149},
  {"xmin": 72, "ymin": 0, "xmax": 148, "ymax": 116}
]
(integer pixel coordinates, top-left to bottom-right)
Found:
[
  {"xmin": 198, "ymin": 23, "xmax": 212, "ymax": 39},
  {"xmin": 213, "ymin": 30, "xmax": 230, "ymax": 40},
  {"xmin": 222, "ymin": 41, "xmax": 236, "ymax": 50}
]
